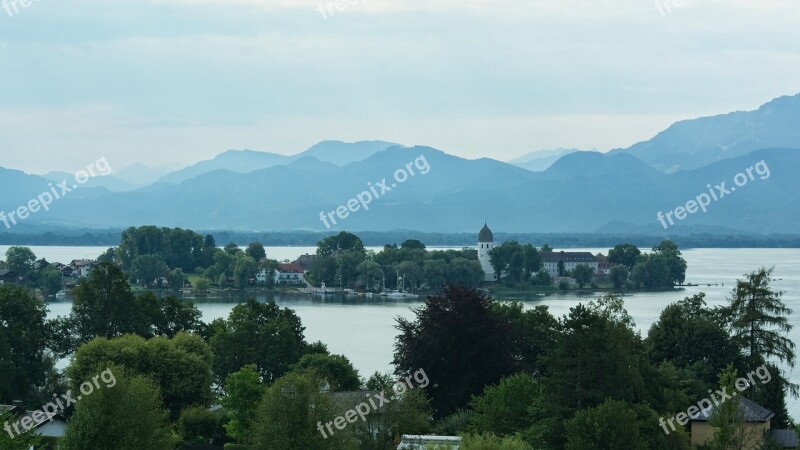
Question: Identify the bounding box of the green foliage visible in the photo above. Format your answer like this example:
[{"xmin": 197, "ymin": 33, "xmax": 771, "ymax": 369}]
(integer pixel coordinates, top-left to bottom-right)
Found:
[
  {"xmin": 0, "ymin": 410, "xmax": 43, "ymax": 449},
  {"xmin": 245, "ymin": 242, "xmax": 266, "ymax": 261},
  {"xmin": 210, "ymin": 300, "xmax": 307, "ymax": 384},
  {"xmin": 727, "ymin": 267, "xmax": 796, "ymax": 425},
  {"xmin": 645, "ymin": 293, "xmax": 740, "ymax": 388},
  {"xmin": 4, "ymin": 246, "xmax": 36, "ymax": 277},
  {"xmin": 0, "ymin": 284, "xmax": 54, "ymax": 404},
  {"xmin": 564, "ymin": 399, "xmax": 689, "ymax": 450},
  {"xmin": 469, "ymin": 373, "xmax": 542, "ymax": 436},
  {"xmin": 609, "ymin": 264, "xmax": 629, "ymax": 290},
  {"xmin": 222, "ymin": 365, "xmax": 266, "ymax": 443},
  {"xmin": 129, "ymin": 254, "xmax": 167, "ymax": 287},
  {"xmin": 317, "ymin": 231, "xmax": 365, "ymax": 256},
  {"xmin": 458, "ymin": 433, "xmax": 534, "ymax": 450},
  {"xmin": 68, "ymin": 333, "xmax": 213, "ymax": 417},
  {"xmin": 543, "ymin": 296, "xmax": 645, "ymax": 415},
  {"xmin": 488, "ymin": 242, "xmax": 541, "ymax": 284},
  {"xmin": 233, "ymin": 254, "xmax": 257, "ymax": 289},
  {"xmin": 167, "ymin": 268, "xmax": 186, "ymax": 291},
  {"xmin": 492, "ymin": 303, "xmax": 558, "ymax": 374},
  {"xmin": 290, "ymin": 353, "xmax": 362, "ymax": 391},
  {"xmin": 177, "ymin": 405, "xmax": 224, "ymax": 446},
  {"xmin": 60, "ymin": 368, "xmax": 173, "ymax": 450},
  {"xmin": 251, "ymin": 372, "xmax": 356, "ymax": 450},
  {"xmin": 394, "ymin": 285, "xmax": 519, "ymax": 417},
  {"xmin": 571, "ymin": 263, "xmax": 593, "ymax": 288},
  {"xmin": 118, "ymin": 226, "xmax": 214, "ymax": 272},
  {"xmin": 630, "ymin": 240, "xmax": 687, "ymax": 289},
  {"xmin": 607, "ymin": 243, "xmax": 641, "ymax": 269}
]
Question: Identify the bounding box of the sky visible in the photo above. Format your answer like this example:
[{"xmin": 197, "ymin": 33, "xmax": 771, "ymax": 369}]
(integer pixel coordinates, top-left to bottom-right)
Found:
[{"xmin": 1, "ymin": 0, "xmax": 799, "ymax": 174}]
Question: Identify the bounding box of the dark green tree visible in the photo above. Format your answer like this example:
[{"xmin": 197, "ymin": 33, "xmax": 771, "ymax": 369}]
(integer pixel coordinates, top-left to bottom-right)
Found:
[
  {"xmin": 0, "ymin": 284, "xmax": 53, "ymax": 404},
  {"xmin": 572, "ymin": 263, "xmax": 593, "ymax": 288},
  {"xmin": 290, "ymin": 353, "xmax": 362, "ymax": 391},
  {"xmin": 246, "ymin": 242, "xmax": 267, "ymax": 262},
  {"xmin": 607, "ymin": 243, "xmax": 641, "ymax": 269},
  {"xmin": 210, "ymin": 300, "xmax": 307, "ymax": 384},
  {"xmin": 394, "ymin": 285, "xmax": 518, "ymax": 417}
]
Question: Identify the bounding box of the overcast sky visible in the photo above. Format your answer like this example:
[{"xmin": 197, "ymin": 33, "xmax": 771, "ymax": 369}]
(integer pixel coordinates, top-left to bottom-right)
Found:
[{"xmin": 1, "ymin": 0, "xmax": 799, "ymax": 174}]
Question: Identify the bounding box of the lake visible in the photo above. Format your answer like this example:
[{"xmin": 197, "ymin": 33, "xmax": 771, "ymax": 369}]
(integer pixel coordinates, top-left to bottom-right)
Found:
[{"xmin": 20, "ymin": 246, "xmax": 800, "ymax": 418}]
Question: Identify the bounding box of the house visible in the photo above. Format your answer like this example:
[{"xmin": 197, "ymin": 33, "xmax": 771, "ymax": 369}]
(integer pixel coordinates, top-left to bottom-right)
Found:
[
  {"xmin": 293, "ymin": 253, "xmax": 314, "ymax": 271},
  {"xmin": 69, "ymin": 259, "xmax": 98, "ymax": 278},
  {"xmin": 540, "ymin": 251, "xmax": 598, "ymax": 278},
  {"xmin": 255, "ymin": 263, "xmax": 306, "ymax": 285},
  {"xmin": 1, "ymin": 401, "xmax": 67, "ymax": 447},
  {"xmin": 690, "ymin": 397, "xmax": 799, "ymax": 449},
  {"xmin": 0, "ymin": 268, "xmax": 15, "ymax": 284},
  {"xmin": 398, "ymin": 435, "xmax": 462, "ymax": 449},
  {"xmin": 275, "ymin": 263, "xmax": 305, "ymax": 285}
]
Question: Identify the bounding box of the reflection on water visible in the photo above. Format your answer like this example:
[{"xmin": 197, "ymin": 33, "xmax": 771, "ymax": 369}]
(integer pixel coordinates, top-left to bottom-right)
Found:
[{"xmin": 45, "ymin": 248, "xmax": 800, "ymax": 418}]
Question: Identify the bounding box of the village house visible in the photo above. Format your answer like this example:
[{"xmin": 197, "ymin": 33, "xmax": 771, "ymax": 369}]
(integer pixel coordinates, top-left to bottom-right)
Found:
[{"xmin": 690, "ymin": 397, "xmax": 798, "ymax": 449}]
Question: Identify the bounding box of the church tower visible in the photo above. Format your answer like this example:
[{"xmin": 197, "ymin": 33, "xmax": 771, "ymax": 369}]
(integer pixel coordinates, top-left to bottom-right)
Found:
[{"xmin": 477, "ymin": 223, "xmax": 496, "ymax": 282}]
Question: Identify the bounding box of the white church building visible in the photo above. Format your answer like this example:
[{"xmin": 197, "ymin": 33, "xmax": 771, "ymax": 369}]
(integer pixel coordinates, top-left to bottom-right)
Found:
[{"xmin": 477, "ymin": 223, "xmax": 496, "ymax": 282}]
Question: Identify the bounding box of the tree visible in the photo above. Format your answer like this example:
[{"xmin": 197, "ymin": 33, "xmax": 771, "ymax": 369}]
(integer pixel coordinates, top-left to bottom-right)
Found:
[
  {"xmin": 469, "ymin": 373, "xmax": 542, "ymax": 436},
  {"xmin": 68, "ymin": 263, "xmax": 143, "ymax": 345},
  {"xmin": 193, "ymin": 277, "xmax": 210, "ymax": 294},
  {"xmin": 542, "ymin": 296, "xmax": 646, "ymax": 416},
  {"xmin": 129, "ymin": 254, "xmax": 167, "ymax": 287},
  {"xmin": 727, "ymin": 267, "xmax": 796, "ymax": 425},
  {"xmin": 167, "ymin": 268, "xmax": 186, "ymax": 291},
  {"xmin": 572, "ymin": 263, "xmax": 593, "ymax": 288},
  {"xmin": 556, "ymin": 259, "xmax": 565, "ymax": 277},
  {"xmin": 68, "ymin": 333, "xmax": 213, "ymax": 417},
  {"xmin": 40, "ymin": 265, "xmax": 63, "ymax": 295},
  {"xmin": 222, "ymin": 364, "xmax": 267, "ymax": 443},
  {"xmin": 564, "ymin": 399, "xmax": 690, "ymax": 450},
  {"xmin": 645, "ymin": 294, "xmax": 741, "ymax": 388},
  {"xmin": 4, "ymin": 246, "xmax": 36, "ymax": 278},
  {"xmin": 0, "ymin": 410, "xmax": 43, "ymax": 449},
  {"xmin": 460, "ymin": 434, "xmax": 533, "ymax": 450},
  {"xmin": 607, "ymin": 243, "xmax": 641, "ymax": 269},
  {"xmin": 233, "ymin": 255, "xmax": 257, "ymax": 289},
  {"xmin": 251, "ymin": 372, "xmax": 356, "ymax": 449},
  {"xmin": 224, "ymin": 242, "xmax": 242, "ymax": 255},
  {"xmin": 316, "ymin": 231, "xmax": 365, "ymax": 256},
  {"xmin": 357, "ymin": 260, "xmax": 384, "ymax": 292},
  {"xmin": 246, "ymin": 242, "xmax": 267, "ymax": 262},
  {"xmin": 401, "ymin": 239, "xmax": 426, "ymax": 251},
  {"xmin": 729, "ymin": 267, "xmax": 795, "ymax": 371},
  {"xmin": 0, "ymin": 284, "xmax": 53, "ymax": 405},
  {"xmin": 60, "ymin": 368, "xmax": 173, "ymax": 450},
  {"xmin": 394, "ymin": 285, "xmax": 518, "ymax": 417},
  {"xmin": 609, "ymin": 265, "xmax": 629, "ymax": 290},
  {"xmin": 177, "ymin": 405, "xmax": 224, "ymax": 447},
  {"xmin": 210, "ymin": 300, "xmax": 307, "ymax": 384},
  {"xmin": 493, "ymin": 303, "xmax": 559, "ymax": 374},
  {"xmin": 290, "ymin": 353, "xmax": 362, "ymax": 391}
]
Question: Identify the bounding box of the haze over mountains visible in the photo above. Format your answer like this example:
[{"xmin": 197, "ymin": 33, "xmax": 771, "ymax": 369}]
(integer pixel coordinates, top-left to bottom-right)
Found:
[{"xmin": 1, "ymin": 93, "xmax": 798, "ymax": 235}]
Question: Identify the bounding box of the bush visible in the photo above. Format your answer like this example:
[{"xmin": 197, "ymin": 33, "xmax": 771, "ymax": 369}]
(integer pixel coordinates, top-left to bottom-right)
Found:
[
  {"xmin": 558, "ymin": 280, "xmax": 570, "ymax": 290},
  {"xmin": 459, "ymin": 433, "xmax": 534, "ymax": 450},
  {"xmin": 223, "ymin": 444, "xmax": 254, "ymax": 450}
]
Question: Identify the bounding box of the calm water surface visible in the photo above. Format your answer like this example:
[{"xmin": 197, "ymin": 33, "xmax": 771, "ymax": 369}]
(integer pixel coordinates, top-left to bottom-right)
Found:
[{"xmin": 36, "ymin": 247, "xmax": 800, "ymax": 417}]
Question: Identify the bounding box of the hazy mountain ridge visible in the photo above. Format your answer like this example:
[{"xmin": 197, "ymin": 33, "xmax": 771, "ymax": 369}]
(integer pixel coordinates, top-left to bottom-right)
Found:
[{"xmin": 616, "ymin": 93, "xmax": 800, "ymax": 172}]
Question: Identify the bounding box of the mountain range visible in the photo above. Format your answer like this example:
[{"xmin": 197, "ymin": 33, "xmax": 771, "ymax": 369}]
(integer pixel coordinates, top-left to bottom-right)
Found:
[{"xmin": 1, "ymin": 93, "xmax": 798, "ymax": 235}]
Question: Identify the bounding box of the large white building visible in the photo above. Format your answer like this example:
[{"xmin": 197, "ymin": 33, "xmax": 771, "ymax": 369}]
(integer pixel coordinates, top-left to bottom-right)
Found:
[
  {"xmin": 541, "ymin": 251, "xmax": 598, "ymax": 278},
  {"xmin": 477, "ymin": 223, "xmax": 496, "ymax": 282}
]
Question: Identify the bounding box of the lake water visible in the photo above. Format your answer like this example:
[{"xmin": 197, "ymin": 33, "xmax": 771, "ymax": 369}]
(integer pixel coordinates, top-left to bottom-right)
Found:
[{"xmin": 18, "ymin": 246, "xmax": 800, "ymax": 418}]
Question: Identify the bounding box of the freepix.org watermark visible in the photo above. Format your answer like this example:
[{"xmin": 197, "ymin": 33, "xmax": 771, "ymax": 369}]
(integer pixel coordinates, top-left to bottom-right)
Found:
[
  {"xmin": 4, "ymin": 368, "xmax": 117, "ymax": 439},
  {"xmin": 2, "ymin": 0, "xmax": 40, "ymax": 17},
  {"xmin": 318, "ymin": 154, "xmax": 431, "ymax": 229},
  {"xmin": 317, "ymin": 0, "xmax": 366, "ymax": 20},
  {"xmin": 0, "ymin": 157, "xmax": 111, "ymax": 230},
  {"xmin": 317, "ymin": 368, "xmax": 430, "ymax": 439},
  {"xmin": 657, "ymin": 160, "xmax": 770, "ymax": 230},
  {"xmin": 655, "ymin": 0, "xmax": 685, "ymax": 17},
  {"xmin": 658, "ymin": 364, "xmax": 772, "ymax": 435}
]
